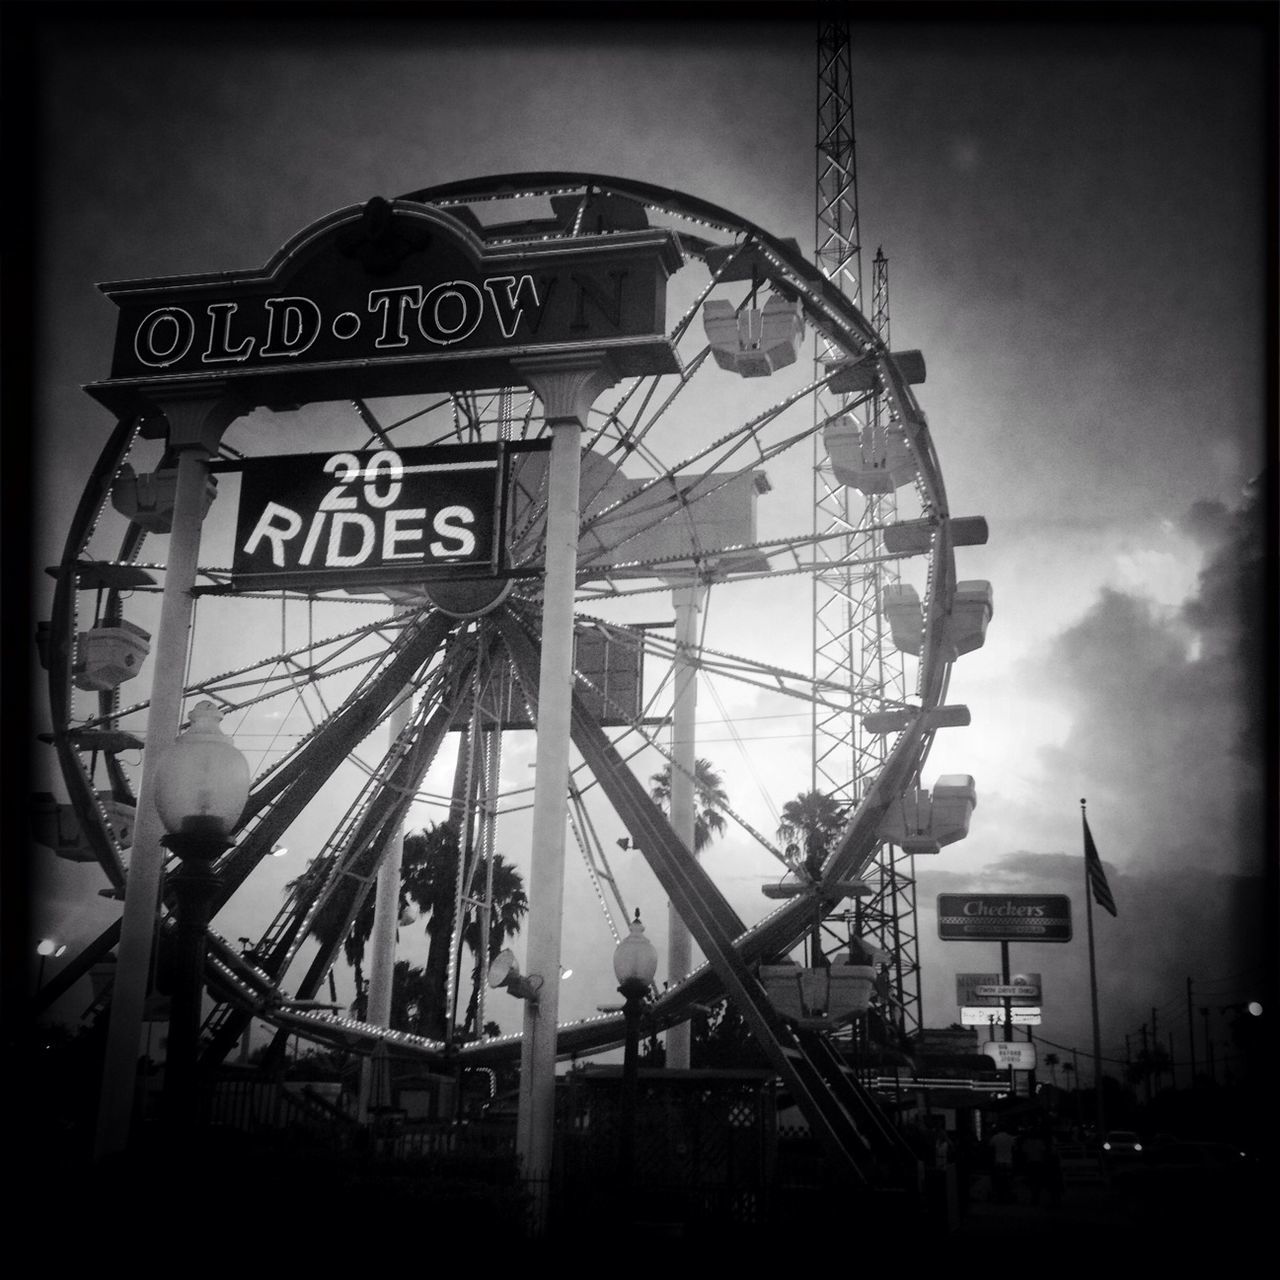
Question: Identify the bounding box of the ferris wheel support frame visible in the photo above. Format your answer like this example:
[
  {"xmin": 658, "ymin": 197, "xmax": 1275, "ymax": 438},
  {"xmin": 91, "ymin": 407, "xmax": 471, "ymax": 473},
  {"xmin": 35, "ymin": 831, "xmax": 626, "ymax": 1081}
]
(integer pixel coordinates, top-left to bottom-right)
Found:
[
  {"xmin": 359, "ymin": 661, "xmax": 414, "ymax": 1119},
  {"xmin": 664, "ymin": 577, "xmax": 704, "ymax": 1070}
]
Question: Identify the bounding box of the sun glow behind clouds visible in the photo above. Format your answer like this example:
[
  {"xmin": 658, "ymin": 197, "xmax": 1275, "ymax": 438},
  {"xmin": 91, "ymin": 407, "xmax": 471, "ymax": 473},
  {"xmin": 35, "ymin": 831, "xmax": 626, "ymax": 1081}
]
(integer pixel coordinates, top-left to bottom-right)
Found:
[{"xmin": 1108, "ymin": 523, "xmax": 1205, "ymax": 607}]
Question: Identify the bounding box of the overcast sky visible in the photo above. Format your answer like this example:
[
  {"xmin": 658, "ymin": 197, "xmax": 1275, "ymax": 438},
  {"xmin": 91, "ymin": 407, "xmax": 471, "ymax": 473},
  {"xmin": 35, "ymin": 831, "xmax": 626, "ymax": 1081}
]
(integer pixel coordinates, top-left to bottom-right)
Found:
[{"xmin": 18, "ymin": 4, "xmax": 1273, "ymax": 1080}]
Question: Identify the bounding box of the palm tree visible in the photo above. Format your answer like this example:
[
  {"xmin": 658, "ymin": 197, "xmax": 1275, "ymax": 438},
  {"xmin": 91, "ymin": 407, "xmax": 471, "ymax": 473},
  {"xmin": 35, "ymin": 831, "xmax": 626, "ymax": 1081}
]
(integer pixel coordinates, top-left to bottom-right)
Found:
[
  {"xmin": 649, "ymin": 757, "xmax": 730, "ymax": 853},
  {"xmin": 690, "ymin": 999, "xmax": 768, "ymax": 1069},
  {"xmin": 286, "ymin": 822, "xmax": 449, "ymax": 1016},
  {"xmin": 775, "ymin": 789, "xmax": 848, "ymax": 967},
  {"xmin": 1044, "ymin": 1051, "xmax": 1060, "ymax": 1089},
  {"xmin": 285, "ymin": 851, "xmax": 382, "ymax": 1019},
  {"xmin": 398, "ymin": 823, "xmax": 469, "ymax": 1040},
  {"xmin": 776, "ymin": 789, "xmax": 847, "ymax": 877},
  {"xmin": 285, "ymin": 821, "xmax": 527, "ymax": 1041},
  {"xmin": 460, "ymin": 853, "xmax": 529, "ymax": 1035},
  {"xmin": 1060, "ymin": 1060, "xmax": 1084, "ymax": 1129},
  {"xmin": 388, "ymin": 825, "xmax": 530, "ymax": 1040},
  {"xmin": 1126, "ymin": 1045, "xmax": 1172, "ymax": 1100}
]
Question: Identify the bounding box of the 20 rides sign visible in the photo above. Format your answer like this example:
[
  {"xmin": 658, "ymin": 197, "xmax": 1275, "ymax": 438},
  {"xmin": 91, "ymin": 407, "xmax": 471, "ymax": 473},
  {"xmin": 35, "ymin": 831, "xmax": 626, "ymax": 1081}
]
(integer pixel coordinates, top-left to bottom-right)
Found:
[{"xmin": 231, "ymin": 443, "xmax": 511, "ymax": 592}]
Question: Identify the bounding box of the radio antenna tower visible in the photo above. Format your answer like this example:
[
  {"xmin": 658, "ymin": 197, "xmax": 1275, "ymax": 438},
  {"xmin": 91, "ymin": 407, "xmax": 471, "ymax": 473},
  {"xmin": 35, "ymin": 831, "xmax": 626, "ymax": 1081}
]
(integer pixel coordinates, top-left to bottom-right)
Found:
[{"xmin": 811, "ymin": 12, "xmax": 922, "ymax": 1041}]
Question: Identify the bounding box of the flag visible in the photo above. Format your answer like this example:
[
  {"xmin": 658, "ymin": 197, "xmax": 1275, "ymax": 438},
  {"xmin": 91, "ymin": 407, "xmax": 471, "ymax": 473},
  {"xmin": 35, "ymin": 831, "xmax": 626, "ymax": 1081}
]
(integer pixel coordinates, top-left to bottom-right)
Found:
[{"xmin": 1083, "ymin": 812, "xmax": 1117, "ymax": 916}]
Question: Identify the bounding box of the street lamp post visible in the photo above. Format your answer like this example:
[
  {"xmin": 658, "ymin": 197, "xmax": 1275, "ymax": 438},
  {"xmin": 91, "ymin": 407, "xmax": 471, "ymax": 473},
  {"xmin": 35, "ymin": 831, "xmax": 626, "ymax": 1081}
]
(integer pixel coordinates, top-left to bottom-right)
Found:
[
  {"xmin": 154, "ymin": 701, "xmax": 250, "ymax": 1132},
  {"xmin": 612, "ymin": 910, "xmax": 658, "ymax": 1197},
  {"xmin": 36, "ymin": 939, "xmax": 67, "ymax": 990}
]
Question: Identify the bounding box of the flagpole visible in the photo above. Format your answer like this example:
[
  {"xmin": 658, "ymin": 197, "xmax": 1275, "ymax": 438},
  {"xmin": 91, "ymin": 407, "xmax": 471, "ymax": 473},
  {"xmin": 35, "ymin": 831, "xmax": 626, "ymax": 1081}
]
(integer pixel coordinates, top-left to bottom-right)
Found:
[{"xmin": 1082, "ymin": 798, "xmax": 1108, "ymax": 1152}]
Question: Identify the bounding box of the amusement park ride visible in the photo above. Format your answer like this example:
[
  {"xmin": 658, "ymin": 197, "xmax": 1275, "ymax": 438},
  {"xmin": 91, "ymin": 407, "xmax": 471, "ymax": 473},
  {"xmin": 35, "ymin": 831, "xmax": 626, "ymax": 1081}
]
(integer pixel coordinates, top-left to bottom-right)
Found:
[{"xmin": 33, "ymin": 17, "xmax": 992, "ymax": 1192}]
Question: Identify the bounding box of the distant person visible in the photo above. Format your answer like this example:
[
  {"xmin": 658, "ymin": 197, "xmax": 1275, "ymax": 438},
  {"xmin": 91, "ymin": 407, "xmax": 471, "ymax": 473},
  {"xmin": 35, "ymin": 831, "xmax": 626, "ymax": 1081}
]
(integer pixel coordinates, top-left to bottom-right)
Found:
[
  {"xmin": 1044, "ymin": 1129, "xmax": 1064, "ymax": 1207},
  {"xmin": 954, "ymin": 1129, "xmax": 979, "ymax": 1211},
  {"xmin": 934, "ymin": 1129, "xmax": 953, "ymax": 1170},
  {"xmin": 1020, "ymin": 1128, "xmax": 1048, "ymax": 1204},
  {"xmin": 988, "ymin": 1126, "xmax": 1017, "ymax": 1202}
]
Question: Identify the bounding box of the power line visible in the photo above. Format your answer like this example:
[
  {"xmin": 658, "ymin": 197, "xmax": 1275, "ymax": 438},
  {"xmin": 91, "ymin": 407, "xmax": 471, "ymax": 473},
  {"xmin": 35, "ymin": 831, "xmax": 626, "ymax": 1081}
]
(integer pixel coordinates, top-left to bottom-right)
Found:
[{"xmin": 1194, "ymin": 967, "xmax": 1265, "ymax": 988}]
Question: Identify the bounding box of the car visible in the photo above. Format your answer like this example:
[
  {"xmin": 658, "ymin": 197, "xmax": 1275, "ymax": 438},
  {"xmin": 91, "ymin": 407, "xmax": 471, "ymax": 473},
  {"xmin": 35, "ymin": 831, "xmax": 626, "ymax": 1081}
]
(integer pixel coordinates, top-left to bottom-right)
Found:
[
  {"xmin": 1101, "ymin": 1129, "xmax": 1144, "ymax": 1157},
  {"xmin": 1151, "ymin": 1140, "xmax": 1252, "ymax": 1170}
]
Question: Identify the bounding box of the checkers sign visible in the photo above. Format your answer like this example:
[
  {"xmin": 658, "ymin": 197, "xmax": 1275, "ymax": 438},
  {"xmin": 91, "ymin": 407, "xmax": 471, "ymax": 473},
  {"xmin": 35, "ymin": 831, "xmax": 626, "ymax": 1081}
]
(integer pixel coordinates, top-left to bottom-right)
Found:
[{"xmin": 937, "ymin": 893, "xmax": 1072, "ymax": 943}]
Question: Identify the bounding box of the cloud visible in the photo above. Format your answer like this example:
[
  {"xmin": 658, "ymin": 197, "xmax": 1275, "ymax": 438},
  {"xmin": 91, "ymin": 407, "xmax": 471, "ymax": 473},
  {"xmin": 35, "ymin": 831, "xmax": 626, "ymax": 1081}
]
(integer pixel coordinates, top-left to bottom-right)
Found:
[
  {"xmin": 934, "ymin": 479, "xmax": 1273, "ymax": 1060},
  {"xmin": 1178, "ymin": 482, "xmax": 1268, "ymax": 761},
  {"xmin": 1026, "ymin": 479, "xmax": 1266, "ymax": 877}
]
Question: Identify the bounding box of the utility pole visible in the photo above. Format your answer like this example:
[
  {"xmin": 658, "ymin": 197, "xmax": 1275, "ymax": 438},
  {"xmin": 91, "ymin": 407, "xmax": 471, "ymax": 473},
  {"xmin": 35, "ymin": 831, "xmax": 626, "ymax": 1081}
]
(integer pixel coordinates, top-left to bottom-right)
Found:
[
  {"xmin": 1001, "ymin": 941, "xmax": 1014, "ymax": 1095},
  {"xmin": 1200, "ymin": 1007, "xmax": 1215, "ymax": 1085},
  {"xmin": 1150, "ymin": 1007, "xmax": 1159, "ymax": 1093},
  {"xmin": 1071, "ymin": 1047, "xmax": 1083, "ymax": 1130},
  {"xmin": 1186, "ymin": 976, "xmax": 1197, "ymax": 1083},
  {"xmin": 1140, "ymin": 1023, "xmax": 1150, "ymax": 1104}
]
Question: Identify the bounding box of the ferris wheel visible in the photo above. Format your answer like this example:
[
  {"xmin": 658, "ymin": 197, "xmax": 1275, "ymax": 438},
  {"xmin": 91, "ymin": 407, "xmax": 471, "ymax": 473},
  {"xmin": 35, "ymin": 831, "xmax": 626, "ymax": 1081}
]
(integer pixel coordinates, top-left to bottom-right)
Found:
[{"xmin": 39, "ymin": 174, "xmax": 988, "ymax": 1168}]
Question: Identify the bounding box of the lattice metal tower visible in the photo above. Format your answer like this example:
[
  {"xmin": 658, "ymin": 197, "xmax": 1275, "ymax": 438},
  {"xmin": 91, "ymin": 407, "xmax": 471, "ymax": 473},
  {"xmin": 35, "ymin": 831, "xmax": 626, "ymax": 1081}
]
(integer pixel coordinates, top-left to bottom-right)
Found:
[
  {"xmin": 852, "ymin": 247, "xmax": 923, "ymax": 1042},
  {"xmin": 811, "ymin": 16, "xmax": 921, "ymax": 1041},
  {"xmin": 812, "ymin": 16, "xmax": 863, "ymax": 807}
]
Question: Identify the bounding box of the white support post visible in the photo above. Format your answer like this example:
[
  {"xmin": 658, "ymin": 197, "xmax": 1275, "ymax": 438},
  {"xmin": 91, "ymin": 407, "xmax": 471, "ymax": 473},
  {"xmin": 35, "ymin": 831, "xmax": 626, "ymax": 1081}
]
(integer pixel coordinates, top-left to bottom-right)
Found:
[
  {"xmin": 475, "ymin": 725, "xmax": 501, "ymax": 1036},
  {"xmin": 360, "ymin": 650, "xmax": 414, "ymax": 1120},
  {"xmin": 94, "ymin": 392, "xmax": 242, "ymax": 1160},
  {"xmin": 664, "ymin": 579, "xmax": 704, "ymax": 1069},
  {"xmin": 511, "ymin": 354, "xmax": 616, "ymax": 1228}
]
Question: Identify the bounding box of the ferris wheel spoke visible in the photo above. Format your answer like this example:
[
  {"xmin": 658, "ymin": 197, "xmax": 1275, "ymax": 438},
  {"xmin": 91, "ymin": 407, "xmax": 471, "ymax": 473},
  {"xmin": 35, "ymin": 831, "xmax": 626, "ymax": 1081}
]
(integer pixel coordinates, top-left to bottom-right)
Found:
[
  {"xmin": 281, "ymin": 648, "xmax": 489, "ymax": 1004},
  {"xmin": 567, "ymin": 783, "xmax": 629, "ymax": 943},
  {"xmin": 604, "ymin": 345, "xmax": 715, "ymax": 462},
  {"xmin": 580, "ymin": 374, "xmax": 832, "ymax": 557},
  {"xmin": 203, "ymin": 656, "xmax": 476, "ymax": 1067},
  {"xmin": 213, "ymin": 610, "xmax": 457, "ymax": 901},
  {"xmin": 67, "ymin": 609, "xmax": 406, "ymax": 740},
  {"xmin": 353, "ymin": 398, "xmax": 394, "ymax": 447},
  {"xmin": 220, "ymin": 623, "xmax": 501, "ymax": 1006},
  {"xmin": 650, "ymin": 637, "xmax": 850, "ymax": 712}
]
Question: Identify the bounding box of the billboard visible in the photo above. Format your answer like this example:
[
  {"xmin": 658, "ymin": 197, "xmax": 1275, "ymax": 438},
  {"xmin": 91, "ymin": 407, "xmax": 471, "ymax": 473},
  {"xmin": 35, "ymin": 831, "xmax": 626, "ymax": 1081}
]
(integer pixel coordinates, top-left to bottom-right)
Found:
[
  {"xmin": 937, "ymin": 893, "xmax": 1072, "ymax": 943},
  {"xmin": 956, "ymin": 972, "xmax": 1042, "ymax": 1007},
  {"xmin": 983, "ymin": 1041, "xmax": 1038, "ymax": 1071},
  {"xmin": 961, "ymin": 1006, "xmax": 1042, "ymax": 1026},
  {"xmin": 232, "ymin": 442, "xmax": 512, "ymax": 592}
]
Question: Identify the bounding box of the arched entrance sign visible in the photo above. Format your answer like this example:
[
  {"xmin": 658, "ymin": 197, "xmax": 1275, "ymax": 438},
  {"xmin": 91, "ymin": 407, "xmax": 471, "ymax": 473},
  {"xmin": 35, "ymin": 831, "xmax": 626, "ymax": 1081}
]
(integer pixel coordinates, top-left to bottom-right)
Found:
[{"xmin": 90, "ymin": 194, "xmax": 681, "ymax": 412}]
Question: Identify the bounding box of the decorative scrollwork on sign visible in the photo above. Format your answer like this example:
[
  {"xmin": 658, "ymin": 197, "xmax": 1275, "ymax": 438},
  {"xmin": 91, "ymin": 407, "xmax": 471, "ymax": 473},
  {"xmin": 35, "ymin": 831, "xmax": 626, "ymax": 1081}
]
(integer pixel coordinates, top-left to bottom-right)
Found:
[{"xmin": 336, "ymin": 196, "xmax": 433, "ymax": 276}]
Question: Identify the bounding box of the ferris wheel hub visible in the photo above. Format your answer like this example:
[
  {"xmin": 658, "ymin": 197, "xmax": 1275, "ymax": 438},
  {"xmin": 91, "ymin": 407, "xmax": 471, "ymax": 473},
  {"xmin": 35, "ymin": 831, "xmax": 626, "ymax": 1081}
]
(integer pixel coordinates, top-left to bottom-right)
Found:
[{"xmin": 422, "ymin": 576, "xmax": 512, "ymax": 618}]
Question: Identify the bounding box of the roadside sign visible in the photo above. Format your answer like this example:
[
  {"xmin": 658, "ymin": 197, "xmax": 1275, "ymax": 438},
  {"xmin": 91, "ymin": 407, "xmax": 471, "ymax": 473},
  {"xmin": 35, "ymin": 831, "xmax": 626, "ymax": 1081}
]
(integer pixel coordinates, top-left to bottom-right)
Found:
[
  {"xmin": 956, "ymin": 972, "xmax": 1042, "ymax": 1007},
  {"xmin": 983, "ymin": 1041, "xmax": 1038, "ymax": 1071},
  {"xmin": 232, "ymin": 442, "xmax": 513, "ymax": 592},
  {"xmin": 961, "ymin": 1006, "xmax": 1042, "ymax": 1026},
  {"xmin": 937, "ymin": 894, "xmax": 1072, "ymax": 942},
  {"xmin": 90, "ymin": 200, "xmax": 682, "ymax": 416}
]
